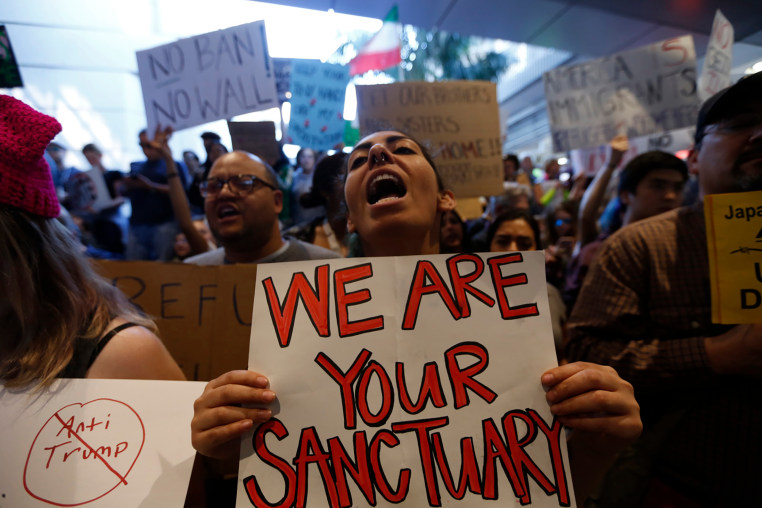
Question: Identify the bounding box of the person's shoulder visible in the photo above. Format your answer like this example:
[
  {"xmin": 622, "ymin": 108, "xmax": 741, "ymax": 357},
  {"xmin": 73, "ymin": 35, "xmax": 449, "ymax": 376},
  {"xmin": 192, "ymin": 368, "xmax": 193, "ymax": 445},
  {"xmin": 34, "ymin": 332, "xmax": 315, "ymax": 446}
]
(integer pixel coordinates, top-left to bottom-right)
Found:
[
  {"xmin": 86, "ymin": 318, "xmax": 185, "ymax": 381},
  {"xmin": 184, "ymin": 247, "xmax": 226, "ymax": 265},
  {"xmin": 282, "ymin": 237, "xmax": 341, "ymax": 261}
]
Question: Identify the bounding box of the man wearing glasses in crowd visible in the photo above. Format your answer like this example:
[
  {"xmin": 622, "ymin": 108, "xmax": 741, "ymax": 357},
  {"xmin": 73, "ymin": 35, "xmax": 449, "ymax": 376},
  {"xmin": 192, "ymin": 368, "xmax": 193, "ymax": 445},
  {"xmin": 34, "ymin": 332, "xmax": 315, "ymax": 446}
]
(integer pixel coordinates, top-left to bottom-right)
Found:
[{"xmin": 185, "ymin": 151, "xmax": 339, "ymax": 265}]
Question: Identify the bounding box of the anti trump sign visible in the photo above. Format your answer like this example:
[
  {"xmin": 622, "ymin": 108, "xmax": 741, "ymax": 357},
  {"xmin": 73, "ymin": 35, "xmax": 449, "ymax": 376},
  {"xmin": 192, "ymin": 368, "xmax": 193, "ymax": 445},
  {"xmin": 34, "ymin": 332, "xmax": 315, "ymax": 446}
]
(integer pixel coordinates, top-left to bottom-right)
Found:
[{"xmin": 236, "ymin": 252, "xmax": 575, "ymax": 507}]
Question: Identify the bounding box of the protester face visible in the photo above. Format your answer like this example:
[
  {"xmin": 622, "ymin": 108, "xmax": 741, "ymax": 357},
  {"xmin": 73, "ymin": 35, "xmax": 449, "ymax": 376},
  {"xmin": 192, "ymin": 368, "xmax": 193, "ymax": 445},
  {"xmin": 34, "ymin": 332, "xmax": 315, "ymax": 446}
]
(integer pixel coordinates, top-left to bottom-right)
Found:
[
  {"xmin": 622, "ymin": 169, "xmax": 686, "ymax": 222},
  {"xmin": 83, "ymin": 149, "xmax": 101, "ymax": 167},
  {"xmin": 553, "ymin": 209, "xmax": 575, "ymax": 238},
  {"xmin": 503, "ymin": 159, "xmax": 517, "ymax": 181},
  {"xmin": 691, "ymin": 106, "xmax": 762, "ymax": 195},
  {"xmin": 440, "ymin": 210, "xmax": 464, "ymax": 251},
  {"xmin": 298, "ymin": 149, "xmax": 316, "ymax": 173},
  {"xmin": 174, "ymin": 233, "xmax": 191, "ymax": 259},
  {"xmin": 204, "ymin": 152, "xmax": 282, "ymax": 246},
  {"xmin": 489, "ymin": 218, "xmax": 537, "ymax": 252},
  {"xmin": 345, "ymin": 131, "xmax": 454, "ymax": 255}
]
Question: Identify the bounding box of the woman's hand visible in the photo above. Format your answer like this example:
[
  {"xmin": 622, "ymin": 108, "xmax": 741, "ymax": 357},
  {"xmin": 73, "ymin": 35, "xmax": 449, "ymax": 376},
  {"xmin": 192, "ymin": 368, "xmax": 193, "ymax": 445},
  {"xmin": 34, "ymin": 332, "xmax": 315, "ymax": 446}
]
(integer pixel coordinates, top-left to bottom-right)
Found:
[
  {"xmin": 191, "ymin": 370, "xmax": 276, "ymax": 460},
  {"xmin": 541, "ymin": 362, "xmax": 641, "ymax": 456}
]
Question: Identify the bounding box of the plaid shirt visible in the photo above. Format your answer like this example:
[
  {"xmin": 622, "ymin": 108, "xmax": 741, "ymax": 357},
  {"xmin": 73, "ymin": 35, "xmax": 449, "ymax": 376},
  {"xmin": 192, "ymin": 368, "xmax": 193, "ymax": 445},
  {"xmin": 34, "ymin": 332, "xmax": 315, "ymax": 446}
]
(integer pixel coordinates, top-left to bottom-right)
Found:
[{"xmin": 566, "ymin": 202, "xmax": 762, "ymax": 505}]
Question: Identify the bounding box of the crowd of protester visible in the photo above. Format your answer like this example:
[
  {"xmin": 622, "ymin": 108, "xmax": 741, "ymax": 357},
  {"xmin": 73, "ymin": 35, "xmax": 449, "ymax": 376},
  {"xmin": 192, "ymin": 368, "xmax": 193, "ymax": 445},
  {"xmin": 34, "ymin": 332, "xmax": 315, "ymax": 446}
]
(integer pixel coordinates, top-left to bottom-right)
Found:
[{"xmin": 1, "ymin": 69, "xmax": 760, "ymax": 507}]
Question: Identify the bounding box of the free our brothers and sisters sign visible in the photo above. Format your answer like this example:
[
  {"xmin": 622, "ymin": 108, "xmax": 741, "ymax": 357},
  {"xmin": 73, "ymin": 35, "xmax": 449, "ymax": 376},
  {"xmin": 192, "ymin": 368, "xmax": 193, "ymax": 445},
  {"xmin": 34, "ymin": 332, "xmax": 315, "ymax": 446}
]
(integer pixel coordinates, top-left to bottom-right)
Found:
[{"xmin": 237, "ymin": 252, "xmax": 575, "ymax": 507}]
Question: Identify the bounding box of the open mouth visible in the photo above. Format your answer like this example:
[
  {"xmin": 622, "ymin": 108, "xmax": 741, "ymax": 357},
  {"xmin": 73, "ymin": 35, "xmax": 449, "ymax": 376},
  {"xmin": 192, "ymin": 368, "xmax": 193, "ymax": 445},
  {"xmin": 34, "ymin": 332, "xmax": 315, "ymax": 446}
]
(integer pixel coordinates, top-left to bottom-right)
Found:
[
  {"xmin": 367, "ymin": 173, "xmax": 407, "ymax": 205},
  {"xmin": 217, "ymin": 204, "xmax": 240, "ymax": 219}
]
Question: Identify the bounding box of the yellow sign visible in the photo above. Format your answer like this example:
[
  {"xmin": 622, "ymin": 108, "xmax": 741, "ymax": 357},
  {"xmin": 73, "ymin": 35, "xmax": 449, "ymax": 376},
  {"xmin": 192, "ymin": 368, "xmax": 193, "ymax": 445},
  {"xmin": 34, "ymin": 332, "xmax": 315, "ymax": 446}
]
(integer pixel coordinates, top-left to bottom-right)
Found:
[{"xmin": 704, "ymin": 190, "xmax": 762, "ymax": 323}]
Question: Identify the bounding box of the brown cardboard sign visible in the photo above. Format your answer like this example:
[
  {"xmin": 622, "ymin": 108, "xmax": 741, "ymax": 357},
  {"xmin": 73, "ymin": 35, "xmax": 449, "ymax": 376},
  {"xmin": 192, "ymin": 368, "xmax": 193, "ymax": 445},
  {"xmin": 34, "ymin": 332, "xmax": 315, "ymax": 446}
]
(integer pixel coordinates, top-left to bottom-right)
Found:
[
  {"xmin": 227, "ymin": 120, "xmax": 280, "ymax": 164},
  {"xmin": 356, "ymin": 81, "xmax": 503, "ymax": 198},
  {"xmin": 95, "ymin": 261, "xmax": 258, "ymax": 381}
]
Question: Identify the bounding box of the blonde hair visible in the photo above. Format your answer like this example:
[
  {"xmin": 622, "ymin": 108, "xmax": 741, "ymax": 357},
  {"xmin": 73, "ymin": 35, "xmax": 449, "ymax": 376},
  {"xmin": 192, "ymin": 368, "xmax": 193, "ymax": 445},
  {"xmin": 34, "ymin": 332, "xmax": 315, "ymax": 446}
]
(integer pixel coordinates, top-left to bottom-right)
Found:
[{"xmin": 0, "ymin": 206, "xmax": 155, "ymax": 388}]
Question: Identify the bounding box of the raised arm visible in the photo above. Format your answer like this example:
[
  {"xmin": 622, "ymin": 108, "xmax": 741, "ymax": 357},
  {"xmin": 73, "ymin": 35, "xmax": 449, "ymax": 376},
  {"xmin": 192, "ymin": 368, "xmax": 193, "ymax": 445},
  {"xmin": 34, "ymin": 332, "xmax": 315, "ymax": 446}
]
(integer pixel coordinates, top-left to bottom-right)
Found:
[
  {"xmin": 150, "ymin": 126, "xmax": 210, "ymax": 256},
  {"xmin": 577, "ymin": 135, "xmax": 627, "ymax": 247}
]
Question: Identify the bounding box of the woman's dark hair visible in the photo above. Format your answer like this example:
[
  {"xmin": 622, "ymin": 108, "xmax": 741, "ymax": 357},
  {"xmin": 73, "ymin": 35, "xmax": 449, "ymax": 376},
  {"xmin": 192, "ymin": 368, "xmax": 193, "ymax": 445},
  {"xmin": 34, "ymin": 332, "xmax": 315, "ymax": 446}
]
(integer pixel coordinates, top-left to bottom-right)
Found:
[
  {"xmin": 486, "ymin": 209, "xmax": 541, "ymax": 249},
  {"xmin": 301, "ymin": 152, "xmax": 348, "ymax": 209}
]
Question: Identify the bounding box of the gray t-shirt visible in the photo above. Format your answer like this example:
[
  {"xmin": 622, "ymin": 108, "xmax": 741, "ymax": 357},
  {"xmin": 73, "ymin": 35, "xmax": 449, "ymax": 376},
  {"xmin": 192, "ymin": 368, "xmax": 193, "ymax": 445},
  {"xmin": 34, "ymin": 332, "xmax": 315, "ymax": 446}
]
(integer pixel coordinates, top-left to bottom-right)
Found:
[{"xmin": 184, "ymin": 237, "xmax": 340, "ymax": 265}]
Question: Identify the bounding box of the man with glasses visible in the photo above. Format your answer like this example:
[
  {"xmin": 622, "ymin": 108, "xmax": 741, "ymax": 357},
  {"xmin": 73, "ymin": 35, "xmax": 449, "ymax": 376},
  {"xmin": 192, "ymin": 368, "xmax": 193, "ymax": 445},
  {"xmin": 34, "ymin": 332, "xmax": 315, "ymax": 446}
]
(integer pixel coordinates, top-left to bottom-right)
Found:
[
  {"xmin": 185, "ymin": 151, "xmax": 339, "ymax": 265},
  {"xmin": 565, "ymin": 72, "xmax": 762, "ymax": 505}
]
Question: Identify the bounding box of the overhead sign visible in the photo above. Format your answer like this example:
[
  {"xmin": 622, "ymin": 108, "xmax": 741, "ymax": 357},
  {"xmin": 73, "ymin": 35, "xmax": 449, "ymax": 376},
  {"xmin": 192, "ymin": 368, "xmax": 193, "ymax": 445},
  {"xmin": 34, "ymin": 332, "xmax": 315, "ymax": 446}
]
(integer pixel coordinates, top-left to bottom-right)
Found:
[
  {"xmin": 136, "ymin": 21, "xmax": 277, "ymax": 134},
  {"xmin": 0, "ymin": 378, "xmax": 204, "ymax": 507},
  {"xmin": 699, "ymin": 10, "xmax": 734, "ymax": 101},
  {"xmin": 356, "ymin": 81, "xmax": 504, "ymax": 198},
  {"xmin": 705, "ymin": 189, "xmax": 762, "ymax": 323},
  {"xmin": 286, "ymin": 59, "xmax": 350, "ymax": 150},
  {"xmin": 237, "ymin": 252, "xmax": 574, "ymax": 507},
  {"xmin": 543, "ymin": 35, "xmax": 700, "ymax": 152}
]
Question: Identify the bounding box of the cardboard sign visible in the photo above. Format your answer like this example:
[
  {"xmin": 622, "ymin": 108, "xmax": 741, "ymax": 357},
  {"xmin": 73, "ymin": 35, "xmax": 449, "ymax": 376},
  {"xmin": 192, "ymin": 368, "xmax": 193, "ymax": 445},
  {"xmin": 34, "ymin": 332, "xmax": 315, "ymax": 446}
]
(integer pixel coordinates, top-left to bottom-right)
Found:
[
  {"xmin": 356, "ymin": 81, "xmax": 503, "ymax": 198},
  {"xmin": 228, "ymin": 121, "xmax": 280, "ymax": 164},
  {"xmin": 95, "ymin": 261, "xmax": 258, "ymax": 381},
  {"xmin": 0, "ymin": 25, "xmax": 23, "ymax": 88},
  {"xmin": 286, "ymin": 60, "xmax": 350, "ymax": 150},
  {"xmin": 699, "ymin": 10, "xmax": 734, "ymax": 101},
  {"xmin": 237, "ymin": 252, "xmax": 574, "ymax": 507},
  {"xmin": 704, "ymin": 190, "xmax": 762, "ymax": 323},
  {"xmin": 0, "ymin": 378, "xmax": 204, "ymax": 507},
  {"xmin": 136, "ymin": 21, "xmax": 277, "ymax": 134},
  {"xmin": 543, "ymin": 35, "xmax": 700, "ymax": 152}
]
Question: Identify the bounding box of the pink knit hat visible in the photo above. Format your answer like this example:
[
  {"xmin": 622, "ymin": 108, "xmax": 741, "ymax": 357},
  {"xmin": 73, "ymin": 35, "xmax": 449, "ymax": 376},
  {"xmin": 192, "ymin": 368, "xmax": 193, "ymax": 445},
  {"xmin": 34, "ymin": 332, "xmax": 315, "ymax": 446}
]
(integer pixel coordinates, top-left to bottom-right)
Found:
[{"xmin": 0, "ymin": 95, "xmax": 62, "ymax": 218}]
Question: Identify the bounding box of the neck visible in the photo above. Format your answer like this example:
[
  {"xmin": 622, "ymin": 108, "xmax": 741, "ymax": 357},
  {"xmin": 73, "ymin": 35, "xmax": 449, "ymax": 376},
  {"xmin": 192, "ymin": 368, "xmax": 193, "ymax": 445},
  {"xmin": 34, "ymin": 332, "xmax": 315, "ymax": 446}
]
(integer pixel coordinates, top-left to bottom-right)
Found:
[
  {"xmin": 363, "ymin": 230, "xmax": 440, "ymax": 257},
  {"xmin": 223, "ymin": 228, "xmax": 284, "ymax": 263}
]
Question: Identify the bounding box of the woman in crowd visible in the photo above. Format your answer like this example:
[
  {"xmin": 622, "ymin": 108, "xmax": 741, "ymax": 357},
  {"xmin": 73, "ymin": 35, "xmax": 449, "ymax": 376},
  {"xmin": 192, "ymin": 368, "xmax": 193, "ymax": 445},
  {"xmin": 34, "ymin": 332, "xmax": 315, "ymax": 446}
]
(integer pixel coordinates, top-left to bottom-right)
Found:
[
  {"xmin": 290, "ymin": 147, "xmax": 323, "ymax": 226},
  {"xmin": 283, "ymin": 152, "xmax": 349, "ymax": 256},
  {"xmin": 487, "ymin": 209, "xmax": 568, "ymax": 360},
  {"xmin": 439, "ymin": 208, "xmax": 468, "ymax": 253},
  {"xmin": 0, "ymin": 96, "xmax": 184, "ymax": 387},
  {"xmin": 190, "ymin": 130, "xmax": 641, "ymax": 502}
]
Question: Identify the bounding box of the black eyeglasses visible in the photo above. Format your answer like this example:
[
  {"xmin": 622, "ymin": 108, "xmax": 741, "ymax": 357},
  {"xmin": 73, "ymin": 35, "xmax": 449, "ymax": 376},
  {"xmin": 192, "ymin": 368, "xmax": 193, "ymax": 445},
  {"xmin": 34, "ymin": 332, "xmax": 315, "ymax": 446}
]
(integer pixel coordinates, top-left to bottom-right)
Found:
[{"xmin": 199, "ymin": 174, "xmax": 277, "ymax": 197}]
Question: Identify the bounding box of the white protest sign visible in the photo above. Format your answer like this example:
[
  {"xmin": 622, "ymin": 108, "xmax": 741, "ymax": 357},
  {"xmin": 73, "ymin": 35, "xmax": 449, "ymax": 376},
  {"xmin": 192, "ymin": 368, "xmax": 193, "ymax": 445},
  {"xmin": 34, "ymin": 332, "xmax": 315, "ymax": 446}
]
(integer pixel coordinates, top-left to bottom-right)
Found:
[
  {"xmin": 136, "ymin": 21, "xmax": 277, "ymax": 134},
  {"xmin": 237, "ymin": 252, "xmax": 574, "ymax": 507},
  {"xmin": 287, "ymin": 60, "xmax": 350, "ymax": 150},
  {"xmin": 699, "ymin": 10, "xmax": 734, "ymax": 102},
  {"xmin": 356, "ymin": 81, "xmax": 504, "ymax": 198},
  {"xmin": 543, "ymin": 35, "xmax": 700, "ymax": 152},
  {"xmin": 569, "ymin": 126, "xmax": 694, "ymax": 177},
  {"xmin": 0, "ymin": 379, "xmax": 205, "ymax": 507}
]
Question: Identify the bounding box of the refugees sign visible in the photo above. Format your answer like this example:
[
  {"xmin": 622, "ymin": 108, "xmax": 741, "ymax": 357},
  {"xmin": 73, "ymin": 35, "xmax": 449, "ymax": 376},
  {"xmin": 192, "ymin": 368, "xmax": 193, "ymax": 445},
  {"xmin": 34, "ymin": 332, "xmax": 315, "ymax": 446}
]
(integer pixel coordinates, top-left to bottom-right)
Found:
[
  {"xmin": 136, "ymin": 21, "xmax": 277, "ymax": 134},
  {"xmin": 356, "ymin": 81, "xmax": 503, "ymax": 198},
  {"xmin": 237, "ymin": 252, "xmax": 574, "ymax": 507},
  {"xmin": 543, "ymin": 35, "xmax": 700, "ymax": 152},
  {"xmin": 287, "ymin": 60, "xmax": 350, "ymax": 150},
  {"xmin": 95, "ymin": 261, "xmax": 258, "ymax": 381},
  {"xmin": 0, "ymin": 378, "xmax": 204, "ymax": 507},
  {"xmin": 705, "ymin": 190, "xmax": 762, "ymax": 323}
]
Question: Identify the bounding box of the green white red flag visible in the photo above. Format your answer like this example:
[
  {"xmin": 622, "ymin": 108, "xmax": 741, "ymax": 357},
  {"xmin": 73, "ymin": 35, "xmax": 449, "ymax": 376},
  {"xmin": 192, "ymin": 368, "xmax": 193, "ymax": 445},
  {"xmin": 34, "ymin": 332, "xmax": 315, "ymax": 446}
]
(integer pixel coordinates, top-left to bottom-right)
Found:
[{"xmin": 349, "ymin": 6, "xmax": 402, "ymax": 75}]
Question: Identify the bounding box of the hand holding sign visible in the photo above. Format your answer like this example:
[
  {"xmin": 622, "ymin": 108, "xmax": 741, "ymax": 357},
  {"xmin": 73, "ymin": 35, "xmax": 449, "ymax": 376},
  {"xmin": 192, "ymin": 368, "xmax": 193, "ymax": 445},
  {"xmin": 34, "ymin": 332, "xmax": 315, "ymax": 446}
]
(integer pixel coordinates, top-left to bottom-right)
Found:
[{"xmin": 191, "ymin": 370, "xmax": 275, "ymax": 460}]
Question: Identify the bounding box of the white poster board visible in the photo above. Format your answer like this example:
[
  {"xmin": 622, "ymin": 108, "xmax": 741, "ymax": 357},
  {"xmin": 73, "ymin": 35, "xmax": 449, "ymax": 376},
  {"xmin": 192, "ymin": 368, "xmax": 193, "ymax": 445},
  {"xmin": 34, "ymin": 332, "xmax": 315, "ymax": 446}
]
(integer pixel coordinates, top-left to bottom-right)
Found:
[
  {"xmin": 237, "ymin": 252, "xmax": 574, "ymax": 507},
  {"xmin": 0, "ymin": 379, "xmax": 205, "ymax": 507},
  {"xmin": 698, "ymin": 10, "xmax": 734, "ymax": 102},
  {"xmin": 136, "ymin": 21, "xmax": 277, "ymax": 134},
  {"xmin": 356, "ymin": 81, "xmax": 504, "ymax": 198},
  {"xmin": 543, "ymin": 35, "xmax": 700, "ymax": 152}
]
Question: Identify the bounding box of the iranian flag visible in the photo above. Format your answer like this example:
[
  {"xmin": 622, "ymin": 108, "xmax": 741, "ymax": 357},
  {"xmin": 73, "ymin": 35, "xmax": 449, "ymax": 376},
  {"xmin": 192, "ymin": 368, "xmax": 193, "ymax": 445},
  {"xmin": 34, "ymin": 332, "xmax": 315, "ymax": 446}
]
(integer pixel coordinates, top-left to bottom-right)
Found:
[{"xmin": 349, "ymin": 6, "xmax": 402, "ymax": 75}]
